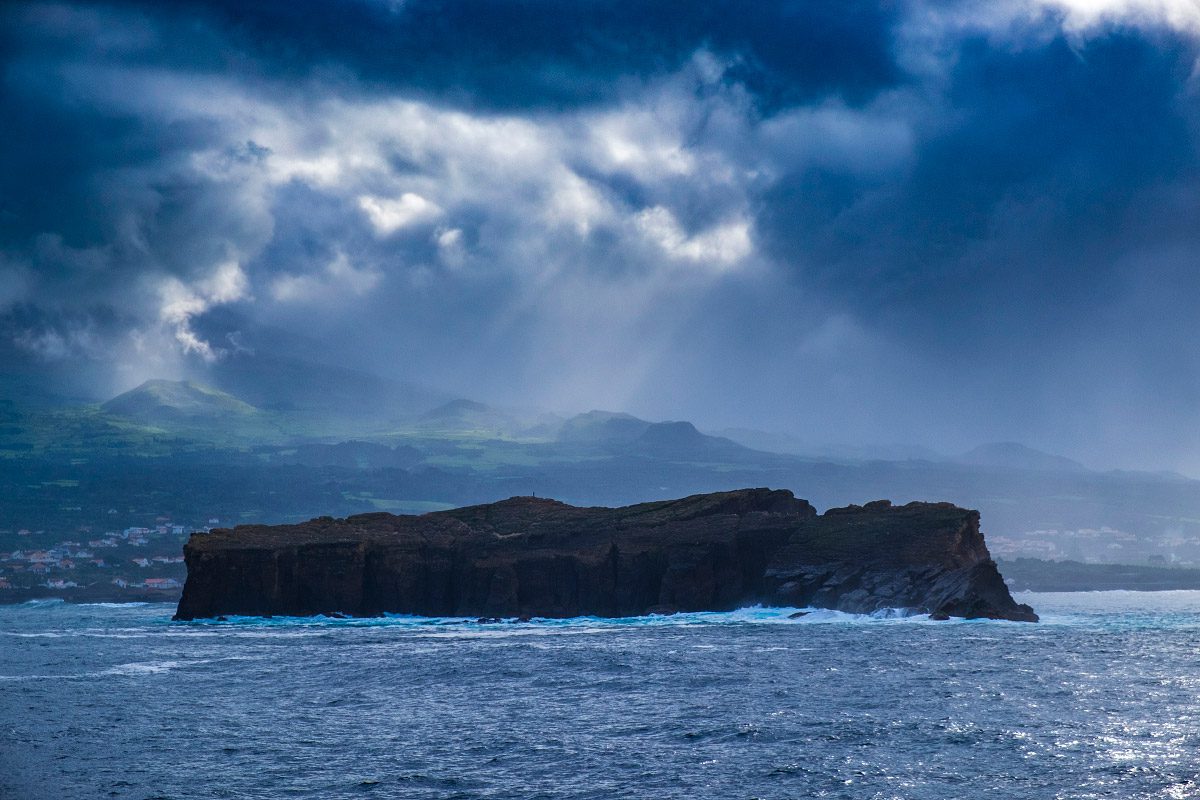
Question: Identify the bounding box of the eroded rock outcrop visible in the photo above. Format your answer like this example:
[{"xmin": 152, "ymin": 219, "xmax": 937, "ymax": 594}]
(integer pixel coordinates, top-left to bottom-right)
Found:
[{"xmin": 174, "ymin": 489, "xmax": 1037, "ymax": 622}]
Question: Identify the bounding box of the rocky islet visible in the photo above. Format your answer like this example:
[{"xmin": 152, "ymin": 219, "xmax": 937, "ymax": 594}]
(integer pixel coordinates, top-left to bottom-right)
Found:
[{"xmin": 174, "ymin": 488, "xmax": 1037, "ymax": 622}]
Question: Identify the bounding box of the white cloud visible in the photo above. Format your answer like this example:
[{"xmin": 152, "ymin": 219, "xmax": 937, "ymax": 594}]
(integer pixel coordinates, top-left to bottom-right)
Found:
[
  {"xmin": 358, "ymin": 192, "xmax": 444, "ymax": 235},
  {"xmin": 202, "ymin": 260, "xmax": 249, "ymax": 304},
  {"xmin": 13, "ymin": 325, "xmax": 97, "ymax": 362},
  {"xmin": 1037, "ymin": 0, "xmax": 1200, "ymax": 33},
  {"xmin": 435, "ymin": 227, "xmax": 462, "ymax": 248},
  {"xmin": 270, "ymin": 253, "xmax": 382, "ymax": 303},
  {"xmin": 634, "ymin": 206, "xmax": 753, "ymax": 270},
  {"xmin": 912, "ymin": 0, "xmax": 1200, "ymax": 41},
  {"xmin": 158, "ymin": 261, "xmax": 249, "ymax": 361},
  {"xmin": 758, "ymin": 99, "xmax": 916, "ymax": 180},
  {"xmin": 27, "ymin": 44, "xmax": 771, "ymax": 391},
  {"xmin": 589, "ymin": 111, "xmax": 697, "ymax": 179},
  {"xmin": 541, "ymin": 170, "xmax": 613, "ymax": 236},
  {"xmin": 435, "ymin": 227, "xmax": 465, "ymax": 268}
]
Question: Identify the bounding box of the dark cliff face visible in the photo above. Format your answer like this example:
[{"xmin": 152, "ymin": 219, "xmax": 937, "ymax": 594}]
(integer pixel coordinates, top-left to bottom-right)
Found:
[{"xmin": 174, "ymin": 489, "xmax": 1037, "ymax": 622}]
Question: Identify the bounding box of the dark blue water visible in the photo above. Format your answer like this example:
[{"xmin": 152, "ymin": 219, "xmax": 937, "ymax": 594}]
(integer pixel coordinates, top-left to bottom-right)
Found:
[{"xmin": 3, "ymin": 593, "xmax": 1200, "ymax": 799}]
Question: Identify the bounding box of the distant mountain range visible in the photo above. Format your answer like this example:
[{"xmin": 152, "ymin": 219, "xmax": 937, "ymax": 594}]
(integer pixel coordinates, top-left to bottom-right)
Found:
[
  {"xmin": 720, "ymin": 429, "xmax": 1094, "ymax": 473},
  {"xmin": 8, "ymin": 372, "xmax": 1200, "ymax": 569},
  {"xmin": 92, "ymin": 378, "xmax": 1101, "ymax": 475},
  {"xmin": 952, "ymin": 442, "xmax": 1088, "ymax": 473},
  {"xmin": 0, "ymin": 341, "xmax": 1117, "ymax": 479},
  {"xmin": 415, "ymin": 399, "xmax": 561, "ymax": 439},
  {"xmin": 718, "ymin": 428, "xmax": 944, "ymax": 463}
]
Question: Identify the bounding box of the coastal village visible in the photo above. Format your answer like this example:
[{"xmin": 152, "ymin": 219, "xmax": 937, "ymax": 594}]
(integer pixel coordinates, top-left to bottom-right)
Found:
[{"xmin": 0, "ymin": 515, "xmax": 216, "ymax": 601}]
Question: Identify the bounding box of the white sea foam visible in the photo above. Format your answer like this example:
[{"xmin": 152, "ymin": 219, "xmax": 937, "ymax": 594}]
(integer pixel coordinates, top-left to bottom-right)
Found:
[
  {"xmin": 0, "ymin": 659, "xmax": 203, "ymax": 682},
  {"xmin": 101, "ymin": 660, "xmax": 187, "ymax": 676},
  {"xmin": 17, "ymin": 591, "xmax": 1200, "ymax": 633},
  {"xmin": 181, "ymin": 604, "xmax": 981, "ymax": 631}
]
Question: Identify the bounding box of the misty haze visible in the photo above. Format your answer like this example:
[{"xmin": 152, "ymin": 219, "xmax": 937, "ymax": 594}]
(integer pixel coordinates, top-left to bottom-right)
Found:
[{"xmin": 4, "ymin": 1, "xmax": 1200, "ymax": 799}]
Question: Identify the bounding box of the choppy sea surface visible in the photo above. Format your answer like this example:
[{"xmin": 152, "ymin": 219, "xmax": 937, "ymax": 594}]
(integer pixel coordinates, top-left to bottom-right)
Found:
[{"xmin": 4, "ymin": 592, "xmax": 1200, "ymax": 799}]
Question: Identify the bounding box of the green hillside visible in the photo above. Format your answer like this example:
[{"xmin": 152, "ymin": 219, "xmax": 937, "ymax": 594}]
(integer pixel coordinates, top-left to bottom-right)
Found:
[{"xmin": 102, "ymin": 380, "xmax": 258, "ymax": 422}]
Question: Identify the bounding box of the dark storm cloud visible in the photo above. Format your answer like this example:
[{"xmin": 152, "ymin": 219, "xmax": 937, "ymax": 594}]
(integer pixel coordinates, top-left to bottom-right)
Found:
[
  {"xmin": 79, "ymin": 0, "xmax": 903, "ymax": 111},
  {"xmin": 750, "ymin": 14, "xmax": 1200, "ymax": 462},
  {"xmin": 746, "ymin": 17, "xmax": 1200, "ymax": 463},
  {"xmin": 3, "ymin": 0, "xmax": 1200, "ymax": 470},
  {"xmin": 761, "ymin": 25, "xmax": 1200, "ymax": 330}
]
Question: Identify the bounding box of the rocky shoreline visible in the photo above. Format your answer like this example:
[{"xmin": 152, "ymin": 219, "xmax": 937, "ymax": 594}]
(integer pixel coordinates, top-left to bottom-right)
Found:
[{"xmin": 174, "ymin": 489, "xmax": 1037, "ymax": 622}]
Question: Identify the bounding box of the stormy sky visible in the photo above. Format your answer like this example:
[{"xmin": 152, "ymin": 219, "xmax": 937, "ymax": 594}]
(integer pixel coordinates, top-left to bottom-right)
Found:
[{"xmin": 2, "ymin": 0, "xmax": 1200, "ymax": 471}]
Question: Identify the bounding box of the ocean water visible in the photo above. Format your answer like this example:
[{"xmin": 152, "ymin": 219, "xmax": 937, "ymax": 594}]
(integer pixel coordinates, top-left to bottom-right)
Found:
[{"xmin": 3, "ymin": 593, "xmax": 1200, "ymax": 799}]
